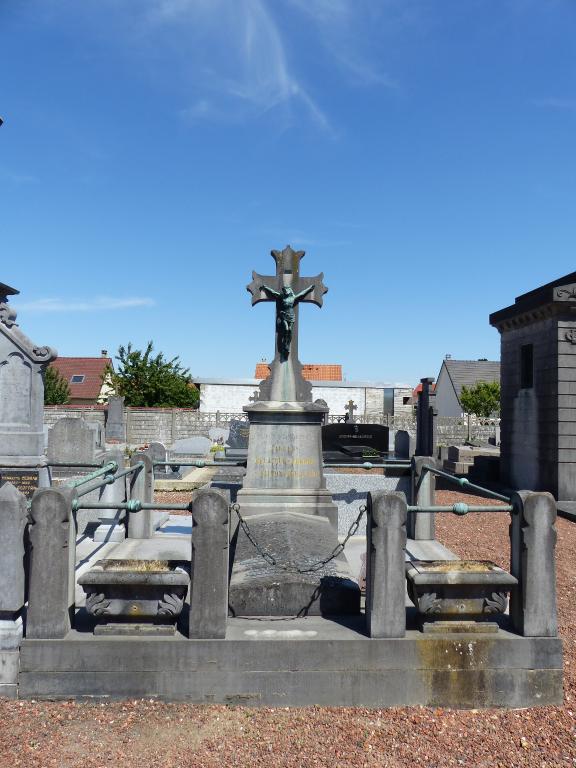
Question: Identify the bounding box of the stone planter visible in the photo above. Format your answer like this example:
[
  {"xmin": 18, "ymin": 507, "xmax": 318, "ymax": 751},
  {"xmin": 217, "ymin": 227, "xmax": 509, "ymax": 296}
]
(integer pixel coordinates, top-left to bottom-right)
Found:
[
  {"xmin": 78, "ymin": 559, "xmax": 190, "ymax": 635},
  {"xmin": 406, "ymin": 560, "xmax": 518, "ymax": 624}
]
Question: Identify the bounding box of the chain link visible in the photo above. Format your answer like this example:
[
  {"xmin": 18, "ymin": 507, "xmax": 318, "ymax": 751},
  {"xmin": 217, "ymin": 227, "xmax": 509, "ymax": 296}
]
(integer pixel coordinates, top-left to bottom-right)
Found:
[{"xmin": 230, "ymin": 503, "xmax": 366, "ymax": 574}]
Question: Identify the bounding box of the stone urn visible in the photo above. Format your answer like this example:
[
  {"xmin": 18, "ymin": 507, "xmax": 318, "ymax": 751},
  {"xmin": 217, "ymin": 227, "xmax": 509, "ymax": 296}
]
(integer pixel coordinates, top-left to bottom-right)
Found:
[
  {"xmin": 78, "ymin": 559, "xmax": 190, "ymax": 635},
  {"xmin": 406, "ymin": 560, "xmax": 518, "ymax": 624}
]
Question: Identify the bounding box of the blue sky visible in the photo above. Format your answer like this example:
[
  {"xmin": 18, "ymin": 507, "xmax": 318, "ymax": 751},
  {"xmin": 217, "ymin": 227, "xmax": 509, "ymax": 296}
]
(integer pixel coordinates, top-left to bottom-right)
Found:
[{"xmin": 2, "ymin": 0, "xmax": 575, "ymax": 386}]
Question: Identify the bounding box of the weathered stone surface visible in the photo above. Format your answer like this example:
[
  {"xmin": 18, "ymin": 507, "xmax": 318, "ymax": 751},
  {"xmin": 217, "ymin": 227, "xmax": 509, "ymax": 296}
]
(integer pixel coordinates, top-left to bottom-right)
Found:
[
  {"xmin": 510, "ymin": 491, "xmax": 558, "ymax": 637},
  {"xmin": 18, "ymin": 628, "xmax": 563, "ymax": 707},
  {"xmin": 105, "ymin": 396, "xmax": 125, "ymax": 442},
  {"xmin": 189, "ymin": 488, "xmax": 229, "ymax": 639},
  {"xmin": 127, "ymin": 452, "xmax": 156, "ymax": 538},
  {"xmin": 0, "ymin": 283, "xmax": 55, "ymax": 472},
  {"xmin": 27, "ymin": 486, "xmax": 77, "ymax": 639},
  {"xmin": 229, "ymin": 511, "xmax": 360, "ymax": 617},
  {"xmin": 171, "ymin": 436, "xmax": 212, "ymax": 456},
  {"xmin": 48, "ymin": 417, "xmax": 99, "ymax": 466},
  {"xmin": 365, "ymin": 491, "xmax": 407, "ymax": 638},
  {"xmin": 409, "ymin": 456, "xmax": 436, "ymax": 540},
  {"xmin": 0, "ymin": 483, "xmax": 28, "ymax": 617}
]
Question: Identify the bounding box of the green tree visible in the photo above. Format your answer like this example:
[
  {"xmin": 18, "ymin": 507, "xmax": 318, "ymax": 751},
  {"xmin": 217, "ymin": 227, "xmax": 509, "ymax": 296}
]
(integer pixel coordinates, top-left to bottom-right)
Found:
[
  {"xmin": 109, "ymin": 341, "xmax": 199, "ymax": 408},
  {"xmin": 460, "ymin": 381, "xmax": 501, "ymax": 418},
  {"xmin": 44, "ymin": 365, "xmax": 71, "ymax": 404}
]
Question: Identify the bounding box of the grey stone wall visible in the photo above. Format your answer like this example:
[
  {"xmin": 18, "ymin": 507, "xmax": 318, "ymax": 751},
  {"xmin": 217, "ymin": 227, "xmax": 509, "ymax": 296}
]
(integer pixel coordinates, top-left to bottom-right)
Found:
[{"xmin": 499, "ymin": 317, "xmax": 558, "ymax": 494}]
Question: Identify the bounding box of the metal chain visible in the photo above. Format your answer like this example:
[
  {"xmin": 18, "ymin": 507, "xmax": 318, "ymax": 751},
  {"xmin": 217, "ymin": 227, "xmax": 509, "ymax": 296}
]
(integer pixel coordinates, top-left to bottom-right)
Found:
[{"xmin": 230, "ymin": 503, "xmax": 366, "ymax": 574}]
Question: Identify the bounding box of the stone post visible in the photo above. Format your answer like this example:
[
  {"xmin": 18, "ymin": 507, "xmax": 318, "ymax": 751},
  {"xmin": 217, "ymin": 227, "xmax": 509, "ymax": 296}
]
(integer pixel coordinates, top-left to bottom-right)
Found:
[
  {"xmin": 94, "ymin": 449, "xmax": 126, "ymax": 543},
  {"xmin": 365, "ymin": 491, "xmax": 407, "ymax": 638},
  {"xmin": 510, "ymin": 491, "xmax": 558, "ymax": 637},
  {"xmin": 416, "ymin": 377, "xmax": 435, "ymax": 456},
  {"xmin": 189, "ymin": 488, "xmax": 230, "ymax": 639},
  {"xmin": 27, "ymin": 486, "xmax": 77, "ymax": 639},
  {"xmin": 0, "ymin": 483, "xmax": 28, "ymax": 650},
  {"xmin": 105, "ymin": 396, "xmax": 125, "ymax": 442},
  {"xmin": 128, "ymin": 452, "xmax": 154, "ymax": 538},
  {"xmin": 408, "ymin": 456, "xmax": 436, "ymax": 540}
]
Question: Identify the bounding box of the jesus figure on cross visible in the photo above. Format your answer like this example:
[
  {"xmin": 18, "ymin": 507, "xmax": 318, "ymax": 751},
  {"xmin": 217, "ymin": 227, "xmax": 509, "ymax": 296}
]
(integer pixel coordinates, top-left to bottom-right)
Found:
[{"xmin": 261, "ymin": 283, "xmax": 315, "ymax": 361}]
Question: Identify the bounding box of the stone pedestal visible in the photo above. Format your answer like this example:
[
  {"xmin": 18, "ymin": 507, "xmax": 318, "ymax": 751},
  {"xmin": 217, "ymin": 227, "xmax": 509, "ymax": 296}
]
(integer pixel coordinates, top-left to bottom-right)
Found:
[
  {"xmin": 230, "ymin": 400, "xmax": 359, "ymax": 616},
  {"xmin": 236, "ymin": 401, "xmax": 338, "ymax": 528}
]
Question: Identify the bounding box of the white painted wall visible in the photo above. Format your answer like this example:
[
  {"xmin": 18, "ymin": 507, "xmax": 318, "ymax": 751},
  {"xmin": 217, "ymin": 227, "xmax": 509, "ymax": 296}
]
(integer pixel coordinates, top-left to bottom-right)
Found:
[
  {"xmin": 434, "ymin": 364, "xmax": 462, "ymax": 417},
  {"xmin": 312, "ymin": 386, "xmax": 366, "ymax": 416},
  {"xmin": 199, "ymin": 383, "xmax": 256, "ymax": 412}
]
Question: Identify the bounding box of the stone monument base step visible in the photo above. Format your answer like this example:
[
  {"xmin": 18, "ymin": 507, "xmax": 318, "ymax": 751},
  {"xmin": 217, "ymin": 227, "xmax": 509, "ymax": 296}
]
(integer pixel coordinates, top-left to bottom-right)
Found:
[
  {"xmin": 18, "ymin": 619, "xmax": 562, "ymax": 708},
  {"xmin": 229, "ymin": 511, "xmax": 360, "ymax": 617}
]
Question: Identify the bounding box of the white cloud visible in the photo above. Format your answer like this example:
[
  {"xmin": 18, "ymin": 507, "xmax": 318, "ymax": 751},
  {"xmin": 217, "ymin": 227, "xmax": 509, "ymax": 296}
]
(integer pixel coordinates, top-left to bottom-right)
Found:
[
  {"xmin": 15, "ymin": 297, "xmax": 155, "ymax": 313},
  {"xmin": 532, "ymin": 97, "xmax": 576, "ymax": 112},
  {"xmin": 144, "ymin": 0, "xmax": 332, "ymax": 132}
]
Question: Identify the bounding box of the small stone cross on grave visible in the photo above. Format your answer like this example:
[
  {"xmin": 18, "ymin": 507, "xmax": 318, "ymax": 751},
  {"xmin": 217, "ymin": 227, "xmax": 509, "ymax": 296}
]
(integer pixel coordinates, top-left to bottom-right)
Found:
[
  {"xmin": 247, "ymin": 246, "xmax": 327, "ymax": 402},
  {"xmin": 345, "ymin": 399, "xmax": 357, "ymax": 423}
]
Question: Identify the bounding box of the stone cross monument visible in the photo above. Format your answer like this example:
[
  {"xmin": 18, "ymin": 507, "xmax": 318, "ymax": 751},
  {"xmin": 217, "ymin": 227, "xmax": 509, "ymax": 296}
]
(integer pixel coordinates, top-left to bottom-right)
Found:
[
  {"xmin": 345, "ymin": 399, "xmax": 357, "ymax": 422},
  {"xmin": 229, "ymin": 247, "xmax": 359, "ymax": 617},
  {"xmin": 247, "ymin": 245, "xmax": 327, "ymax": 402}
]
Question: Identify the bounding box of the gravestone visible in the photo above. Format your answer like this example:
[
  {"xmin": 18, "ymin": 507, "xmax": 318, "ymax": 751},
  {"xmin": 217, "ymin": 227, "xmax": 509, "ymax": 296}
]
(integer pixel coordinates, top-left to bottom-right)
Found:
[
  {"xmin": 148, "ymin": 441, "xmax": 179, "ymax": 478},
  {"xmin": 105, "ymin": 396, "xmax": 125, "ymax": 442},
  {"xmin": 322, "ymin": 422, "xmax": 389, "ymax": 463},
  {"xmin": 394, "ymin": 430, "xmax": 415, "ymax": 459},
  {"xmin": 225, "ymin": 418, "xmax": 250, "ymax": 462},
  {"xmin": 0, "ymin": 282, "xmax": 56, "ymax": 491},
  {"xmin": 171, "ymin": 436, "xmax": 212, "ymax": 456},
  {"xmin": 47, "ymin": 417, "xmax": 99, "ymax": 466},
  {"xmin": 230, "ymin": 246, "xmax": 360, "ymax": 616},
  {"xmin": 209, "ymin": 426, "xmax": 229, "ymax": 444}
]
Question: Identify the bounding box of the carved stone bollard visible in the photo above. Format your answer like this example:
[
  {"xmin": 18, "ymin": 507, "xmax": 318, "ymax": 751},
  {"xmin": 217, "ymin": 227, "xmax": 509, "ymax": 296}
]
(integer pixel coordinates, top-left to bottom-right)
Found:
[
  {"xmin": 94, "ymin": 448, "xmax": 126, "ymax": 543},
  {"xmin": 189, "ymin": 488, "xmax": 230, "ymax": 639},
  {"xmin": 510, "ymin": 491, "xmax": 558, "ymax": 637},
  {"xmin": 409, "ymin": 456, "xmax": 436, "ymax": 540},
  {"xmin": 27, "ymin": 486, "xmax": 77, "ymax": 639},
  {"xmin": 365, "ymin": 491, "xmax": 407, "ymax": 638},
  {"xmin": 128, "ymin": 452, "xmax": 154, "ymax": 538},
  {"xmin": 0, "ymin": 483, "xmax": 28, "ymax": 650}
]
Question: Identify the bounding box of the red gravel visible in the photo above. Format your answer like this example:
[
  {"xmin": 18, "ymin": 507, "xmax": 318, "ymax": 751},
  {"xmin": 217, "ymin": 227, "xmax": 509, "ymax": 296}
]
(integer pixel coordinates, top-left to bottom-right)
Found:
[{"xmin": 1, "ymin": 491, "xmax": 574, "ymax": 767}]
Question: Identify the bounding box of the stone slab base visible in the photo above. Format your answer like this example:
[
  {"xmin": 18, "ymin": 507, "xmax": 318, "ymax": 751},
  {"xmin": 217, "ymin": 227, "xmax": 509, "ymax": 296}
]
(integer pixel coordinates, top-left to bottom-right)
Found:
[
  {"xmin": 557, "ymin": 501, "xmax": 576, "ymax": 522},
  {"xmin": 0, "ymin": 651, "xmax": 20, "ymax": 698},
  {"xmin": 18, "ymin": 619, "xmax": 563, "ymax": 707},
  {"xmin": 229, "ymin": 512, "xmax": 360, "ymax": 616}
]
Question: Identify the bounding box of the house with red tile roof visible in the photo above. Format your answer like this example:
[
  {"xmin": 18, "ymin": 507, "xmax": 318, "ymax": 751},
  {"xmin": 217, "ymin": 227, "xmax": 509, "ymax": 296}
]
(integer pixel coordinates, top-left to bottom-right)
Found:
[
  {"xmin": 50, "ymin": 354, "xmax": 115, "ymax": 405},
  {"xmin": 254, "ymin": 363, "xmax": 342, "ymax": 381}
]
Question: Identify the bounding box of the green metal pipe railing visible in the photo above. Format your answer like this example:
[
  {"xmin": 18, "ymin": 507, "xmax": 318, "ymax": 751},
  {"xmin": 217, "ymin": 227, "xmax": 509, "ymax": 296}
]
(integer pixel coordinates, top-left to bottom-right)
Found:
[
  {"xmin": 71, "ymin": 499, "xmax": 192, "ymax": 513},
  {"xmin": 64, "ymin": 461, "xmax": 118, "ymax": 489},
  {"xmin": 67, "ymin": 461, "xmax": 144, "ymax": 499},
  {"xmin": 324, "ymin": 461, "xmax": 411, "ymax": 470},
  {"xmin": 48, "ymin": 461, "xmax": 107, "ymax": 468},
  {"xmin": 154, "ymin": 460, "xmax": 245, "ymax": 469},
  {"xmin": 421, "ymin": 464, "xmax": 511, "ymax": 503},
  {"xmin": 408, "ymin": 503, "xmax": 514, "ymax": 516}
]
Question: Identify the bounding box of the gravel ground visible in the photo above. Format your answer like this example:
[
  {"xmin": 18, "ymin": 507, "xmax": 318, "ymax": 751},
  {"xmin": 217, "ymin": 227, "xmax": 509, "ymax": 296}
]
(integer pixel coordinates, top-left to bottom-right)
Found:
[{"xmin": 1, "ymin": 490, "xmax": 574, "ymax": 767}]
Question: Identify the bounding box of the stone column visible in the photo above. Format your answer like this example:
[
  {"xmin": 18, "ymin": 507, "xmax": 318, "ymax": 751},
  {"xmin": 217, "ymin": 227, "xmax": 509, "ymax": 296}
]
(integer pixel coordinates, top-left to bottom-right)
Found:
[
  {"xmin": 510, "ymin": 491, "xmax": 558, "ymax": 637},
  {"xmin": 365, "ymin": 491, "xmax": 407, "ymax": 638},
  {"xmin": 27, "ymin": 486, "xmax": 77, "ymax": 639},
  {"xmin": 0, "ymin": 483, "xmax": 28, "ymax": 650},
  {"xmin": 94, "ymin": 449, "xmax": 126, "ymax": 543},
  {"xmin": 408, "ymin": 456, "xmax": 436, "ymax": 540},
  {"xmin": 416, "ymin": 377, "xmax": 435, "ymax": 457},
  {"xmin": 127, "ymin": 452, "xmax": 154, "ymax": 538},
  {"xmin": 189, "ymin": 488, "xmax": 230, "ymax": 639}
]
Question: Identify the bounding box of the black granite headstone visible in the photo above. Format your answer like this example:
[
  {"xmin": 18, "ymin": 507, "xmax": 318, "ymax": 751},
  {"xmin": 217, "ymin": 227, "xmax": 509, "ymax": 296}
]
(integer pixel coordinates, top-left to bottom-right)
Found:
[
  {"xmin": 322, "ymin": 423, "xmax": 389, "ymax": 463},
  {"xmin": 0, "ymin": 469, "xmax": 40, "ymax": 499},
  {"xmin": 227, "ymin": 419, "xmax": 250, "ymax": 449}
]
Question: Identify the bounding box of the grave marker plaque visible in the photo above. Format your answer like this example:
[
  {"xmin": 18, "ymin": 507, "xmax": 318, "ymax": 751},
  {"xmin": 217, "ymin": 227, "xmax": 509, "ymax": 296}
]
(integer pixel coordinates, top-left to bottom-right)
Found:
[{"xmin": 0, "ymin": 469, "xmax": 40, "ymax": 499}]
